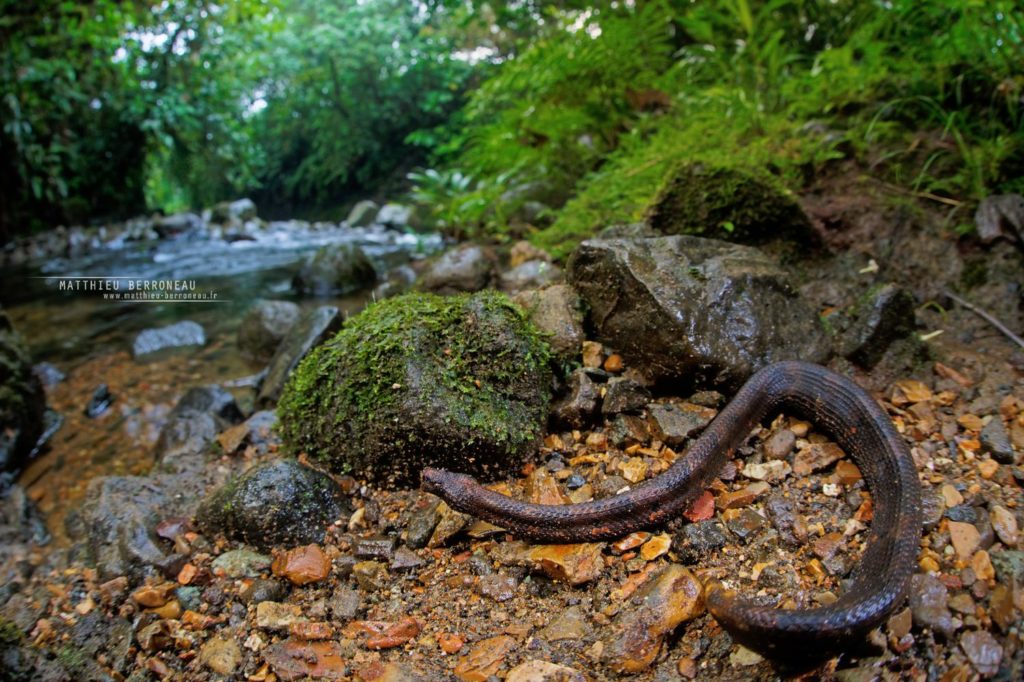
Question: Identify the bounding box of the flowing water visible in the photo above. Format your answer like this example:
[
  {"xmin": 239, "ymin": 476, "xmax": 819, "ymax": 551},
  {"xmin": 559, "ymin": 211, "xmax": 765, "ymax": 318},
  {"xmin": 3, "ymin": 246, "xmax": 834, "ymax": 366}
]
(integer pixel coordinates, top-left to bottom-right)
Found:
[{"xmin": 1, "ymin": 220, "xmax": 442, "ymax": 540}]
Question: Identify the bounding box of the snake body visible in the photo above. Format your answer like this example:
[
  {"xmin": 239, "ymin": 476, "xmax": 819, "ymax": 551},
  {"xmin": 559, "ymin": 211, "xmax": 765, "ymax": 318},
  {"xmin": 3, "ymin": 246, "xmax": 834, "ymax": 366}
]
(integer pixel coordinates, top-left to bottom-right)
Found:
[{"xmin": 421, "ymin": 361, "xmax": 921, "ymax": 657}]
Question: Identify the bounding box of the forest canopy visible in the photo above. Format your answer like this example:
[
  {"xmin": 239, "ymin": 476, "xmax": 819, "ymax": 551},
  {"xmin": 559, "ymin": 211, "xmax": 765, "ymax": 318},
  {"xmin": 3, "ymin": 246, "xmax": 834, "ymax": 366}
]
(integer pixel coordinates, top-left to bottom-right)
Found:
[{"xmin": 1, "ymin": 0, "xmax": 1022, "ymax": 246}]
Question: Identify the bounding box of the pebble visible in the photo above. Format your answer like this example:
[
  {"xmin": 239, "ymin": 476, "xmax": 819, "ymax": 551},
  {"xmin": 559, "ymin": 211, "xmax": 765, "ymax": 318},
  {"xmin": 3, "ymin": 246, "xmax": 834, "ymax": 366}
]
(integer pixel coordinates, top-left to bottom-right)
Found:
[
  {"xmin": 620, "ymin": 457, "xmax": 649, "ymax": 483},
  {"xmin": 742, "ymin": 459, "xmax": 791, "ymax": 482},
  {"xmin": 539, "ymin": 606, "xmax": 589, "ymax": 641},
  {"xmin": 765, "ymin": 495, "xmax": 808, "ymax": 546},
  {"xmin": 792, "ymin": 442, "xmax": 845, "ymax": 475},
  {"xmin": 328, "ymin": 587, "xmax": 361, "ymax": 620},
  {"xmin": 132, "ymin": 583, "xmax": 175, "ymax": 608},
  {"xmin": 602, "ymin": 377, "xmax": 652, "ymax": 415},
  {"xmin": 390, "ymin": 546, "xmax": 424, "ymax": 572},
  {"xmin": 887, "ymin": 607, "xmax": 912, "ymax": 639},
  {"xmin": 354, "ymin": 536, "xmax": 397, "ymax": 562},
  {"xmin": 640, "ymin": 533, "xmax": 672, "ymax": 561},
  {"xmin": 343, "ymin": 617, "xmax": 421, "ymax": 650},
  {"xmin": 405, "ymin": 498, "xmax": 442, "ymax": 549},
  {"xmin": 763, "ymin": 428, "xmax": 796, "ymax": 459},
  {"xmin": 990, "ymin": 550, "xmax": 1024, "ymax": 583},
  {"xmin": 834, "ymin": 460, "xmax": 862, "ymax": 486},
  {"xmin": 240, "ymin": 578, "xmax": 288, "ymax": 605},
  {"xmin": 647, "ymin": 403, "xmax": 714, "ymax": 446},
  {"xmin": 981, "ymin": 418, "xmax": 1016, "ymax": 464},
  {"xmin": 811, "ymin": 532, "xmax": 845, "ymax": 561},
  {"xmin": 603, "ymin": 354, "xmax": 624, "ymax": 373},
  {"xmin": 942, "ymin": 484, "xmax": 965, "ymax": 508},
  {"xmin": 199, "ymin": 636, "xmax": 241, "ymax": 676},
  {"xmin": 990, "ymin": 506, "xmax": 1019, "ymax": 546},
  {"xmin": 271, "ymin": 544, "xmax": 332, "ymax": 585},
  {"xmin": 263, "ymin": 639, "xmax": 347, "ymax": 680},
  {"xmin": 921, "ymin": 489, "xmax": 946, "ymax": 531},
  {"xmin": 909, "ymin": 573, "xmax": 956, "ymax": 638},
  {"xmin": 507, "ymin": 660, "xmax": 587, "ymax": 682},
  {"xmin": 949, "ymin": 521, "xmax": 982, "ymax": 560},
  {"xmin": 428, "ymin": 502, "xmax": 471, "ymax": 548},
  {"xmin": 353, "ymin": 560, "xmax": 389, "ymax": 591},
  {"xmin": 438, "ymin": 632, "xmax": 465, "ymax": 654},
  {"xmin": 988, "ymin": 584, "xmax": 1017, "ymax": 632},
  {"xmin": 674, "ymin": 521, "xmax": 728, "ymax": 564},
  {"xmin": 211, "ymin": 549, "xmax": 272, "ymax": 578},
  {"xmin": 136, "ymin": 621, "xmax": 173, "ymax": 652},
  {"xmin": 716, "ymin": 482, "xmax": 769, "ymax": 510},
  {"xmin": 971, "ymin": 550, "xmax": 995, "ymax": 581},
  {"xmin": 604, "ymin": 564, "xmax": 704, "ymax": 673},
  {"xmin": 517, "ymin": 542, "xmax": 605, "ymax": 585},
  {"xmin": 960, "ymin": 630, "xmax": 1003, "ymax": 676},
  {"xmin": 725, "ymin": 509, "xmax": 766, "ymax": 542},
  {"xmin": 454, "ymin": 634, "xmax": 517, "ymax": 681},
  {"xmin": 256, "ymin": 601, "xmax": 305, "ymax": 630},
  {"xmin": 946, "ymin": 504, "xmax": 977, "ymax": 523},
  {"xmin": 729, "ymin": 646, "xmax": 763, "ymax": 666},
  {"xmin": 478, "ymin": 574, "xmax": 519, "ymax": 602},
  {"xmin": 611, "ymin": 532, "xmax": 650, "ymax": 555}
]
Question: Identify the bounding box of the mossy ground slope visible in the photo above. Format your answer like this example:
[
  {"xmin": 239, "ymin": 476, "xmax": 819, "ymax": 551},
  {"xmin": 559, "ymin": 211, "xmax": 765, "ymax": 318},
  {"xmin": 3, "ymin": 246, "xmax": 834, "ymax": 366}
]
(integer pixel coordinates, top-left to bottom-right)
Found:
[{"xmin": 277, "ymin": 290, "xmax": 552, "ymax": 487}]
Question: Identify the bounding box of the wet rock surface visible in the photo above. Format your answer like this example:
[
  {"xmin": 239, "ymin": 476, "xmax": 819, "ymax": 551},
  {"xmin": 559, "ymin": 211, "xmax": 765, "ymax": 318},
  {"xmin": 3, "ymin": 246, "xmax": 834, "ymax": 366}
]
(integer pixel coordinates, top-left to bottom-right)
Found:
[
  {"xmin": 292, "ymin": 242, "xmax": 378, "ymax": 296},
  {"xmin": 256, "ymin": 305, "xmax": 342, "ymax": 408},
  {"xmin": 568, "ymin": 235, "xmax": 831, "ymax": 387},
  {"xmin": 196, "ymin": 459, "xmax": 349, "ymax": 550},
  {"xmin": 512, "ymin": 284, "xmax": 584, "ymax": 360},
  {"xmin": 417, "ymin": 243, "xmax": 495, "ymax": 294},
  {"xmin": 132, "ymin": 320, "xmax": 206, "ymax": 358},
  {"xmin": 237, "ymin": 299, "xmax": 301, "ymax": 362}
]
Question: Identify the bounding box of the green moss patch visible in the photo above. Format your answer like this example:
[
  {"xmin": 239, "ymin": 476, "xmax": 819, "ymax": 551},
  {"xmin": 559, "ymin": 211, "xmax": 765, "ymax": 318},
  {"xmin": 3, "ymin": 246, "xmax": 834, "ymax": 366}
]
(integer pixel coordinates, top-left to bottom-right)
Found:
[{"xmin": 277, "ymin": 290, "xmax": 552, "ymax": 487}]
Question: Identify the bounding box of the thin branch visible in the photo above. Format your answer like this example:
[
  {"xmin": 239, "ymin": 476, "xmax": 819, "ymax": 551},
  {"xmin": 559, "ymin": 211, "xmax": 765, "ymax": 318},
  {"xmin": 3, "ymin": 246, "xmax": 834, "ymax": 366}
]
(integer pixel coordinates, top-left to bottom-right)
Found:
[{"xmin": 944, "ymin": 289, "xmax": 1024, "ymax": 350}]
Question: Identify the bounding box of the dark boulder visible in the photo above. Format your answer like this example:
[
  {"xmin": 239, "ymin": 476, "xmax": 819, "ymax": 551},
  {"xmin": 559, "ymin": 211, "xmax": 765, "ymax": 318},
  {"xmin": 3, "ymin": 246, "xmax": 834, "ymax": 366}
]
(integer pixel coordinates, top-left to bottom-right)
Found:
[
  {"xmin": 256, "ymin": 306, "xmax": 343, "ymax": 408},
  {"xmin": 550, "ymin": 369, "xmax": 601, "ymax": 429},
  {"xmin": 645, "ymin": 163, "xmax": 815, "ymax": 244},
  {"xmin": 0, "ymin": 309, "xmax": 45, "ymax": 474},
  {"xmin": 238, "ymin": 300, "xmax": 301, "ymax": 363},
  {"xmin": 417, "ymin": 244, "xmax": 495, "ymax": 295},
  {"xmin": 196, "ymin": 459, "xmax": 349, "ymax": 551},
  {"xmin": 293, "ymin": 243, "xmax": 377, "ymax": 297},
  {"xmin": 277, "ymin": 291, "xmax": 552, "ymax": 487},
  {"xmin": 567, "ymin": 235, "xmax": 831, "ymax": 389}
]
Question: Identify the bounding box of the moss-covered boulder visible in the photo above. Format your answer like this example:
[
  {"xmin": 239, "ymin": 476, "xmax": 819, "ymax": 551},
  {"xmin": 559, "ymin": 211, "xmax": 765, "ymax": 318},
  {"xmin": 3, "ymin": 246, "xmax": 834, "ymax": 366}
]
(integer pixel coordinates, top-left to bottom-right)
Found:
[
  {"xmin": 0, "ymin": 308, "xmax": 45, "ymax": 473},
  {"xmin": 277, "ymin": 291, "xmax": 552, "ymax": 487},
  {"xmin": 645, "ymin": 163, "xmax": 814, "ymax": 244},
  {"xmin": 196, "ymin": 459, "xmax": 348, "ymax": 551}
]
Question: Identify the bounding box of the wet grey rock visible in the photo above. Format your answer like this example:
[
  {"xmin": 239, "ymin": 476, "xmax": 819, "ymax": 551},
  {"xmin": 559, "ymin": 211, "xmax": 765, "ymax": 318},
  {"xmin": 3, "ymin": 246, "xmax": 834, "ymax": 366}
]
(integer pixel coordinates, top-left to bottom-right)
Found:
[
  {"xmin": 376, "ymin": 203, "xmax": 413, "ymax": 228},
  {"xmin": 550, "ymin": 369, "xmax": 600, "ymax": 429},
  {"xmin": 417, "ymin": 244, "xmax": 495, "ymax": 295},
  {"xmin": 390, "ymin": 547, "xmax": 424, "ymax": 572},
  {"xmin": 293, "ymin": 243, "xmax": 377, "ymax": 297},
  {"xmin": 763, "ymin": 428, "xmax": 796, "ymax": 459},
  {"xmin": 211, "ymin": 549, "xmax": 272, "ymax": 578},
  {"xmin": 568, "ymin": 235, "xmax": 831, "ymax": 389},
  {"xmin": 674, "ymin": 521, "xmax": 728, "ymax": 564},
  {"xmin": 153, "ymin": 385, "xmax": 243, "ymax": 473},
  {"xmin": 405, "ymin": 499, "xmax": 442, "ymax": 550},
  {"xmin": 909, "ymin": 573, "xmax": 957, "ymax": 639},
  {"xmin": 513, "ymin": 284, "xmax": 584, "ymax": 360},
  {"xmin": 921, "ymin": 489, "xmax": 945, "ymax": 531},
  {"xmin": 601, "ymin": 377, "xmax": 651, "ymax": 415},
  {"xmin": 647, "ymin": 403, "xmax": 709, "ymax": 447},
  {"xmin": 726, "ymin": 509, "xmax": 766, "ymax": 542},
  {"xmin": 373, "ymin": 264, "xmax": 417, "ymax": 300},
  {"xmin": 499, "ymin": 260, "xmax": 562, "ymax": 294},
  {"xmin": 211, "ymin": 198, "xmax": 257, "ymax": 223},
  {"xmin": 238, "ymin": 300, "xmax": 301, "ymax": 362},
  {"xmin": 0, "ymin": 309, "xmax": 45, "ymax": 474},
  {"xmin": 257, "ymin": 306, "xmax": 342, "ymax": 408},
  {"xmin": 946, "ymin": 505, "xmax": 978, "ymax": 524},
  {"xmin": 975, "ymin": 193, "xmax": 1024, "ymax": 243},
  {"xmin": 132, "ymin": 320, "xmax": 206, "ymax": 358},
  {"xmin": 64, "ymin": 473, "xmax": 205, "ymax": 580},
  {"xmin": 597, "ymin": 222, "xmax": 657, "ymax": 240},
  {"xmin": 347, "ymin": 200, "xmax": 380, "ymax": 227},
  {"xmin": 565, "ymin": 474, "xmax": 586, "ymax": 490},
  {"xmin": 196, "ymin": 459, "xmax": 349, "ymax": 551},
  {"xmin": 83, "ymin": 384, "xmax": 114, "ymax": 418},
  {"xmin": 154, "ymin": 211, "xmax": 203, "ymax": 238},
  {"xmin": 841, "ymin": 284, "xmax": 917, "ymax": 369},
  {"xmin": 0, "ymin": 484, "xmax": 49, "ymax": 548},
  {"xmin": 981, "ymin": 418, "xmax": 1017, "ymax": 464},
  {"xmin": 960, "ymin": 630, "xmax": 1003, "ymax": 676},
  {"xmin": 479, "ymin": 574, "xmax": 519, "ymax": 602}
]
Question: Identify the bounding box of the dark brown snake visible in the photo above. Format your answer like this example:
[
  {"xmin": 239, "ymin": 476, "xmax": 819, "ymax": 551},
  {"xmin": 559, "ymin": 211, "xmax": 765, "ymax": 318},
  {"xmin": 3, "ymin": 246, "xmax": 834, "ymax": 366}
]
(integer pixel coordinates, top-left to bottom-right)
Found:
[{"xmin": 421, "ymin": 361, "xmax": 922, "ymax": 658}]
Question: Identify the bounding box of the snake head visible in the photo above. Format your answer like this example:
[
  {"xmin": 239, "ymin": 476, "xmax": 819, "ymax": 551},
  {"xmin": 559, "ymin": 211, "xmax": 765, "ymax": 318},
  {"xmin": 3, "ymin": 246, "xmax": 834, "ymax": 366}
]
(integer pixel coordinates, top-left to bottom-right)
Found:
[{"xmin": 421, "ymin": 467, "xmax": 476, "ymax": 497}]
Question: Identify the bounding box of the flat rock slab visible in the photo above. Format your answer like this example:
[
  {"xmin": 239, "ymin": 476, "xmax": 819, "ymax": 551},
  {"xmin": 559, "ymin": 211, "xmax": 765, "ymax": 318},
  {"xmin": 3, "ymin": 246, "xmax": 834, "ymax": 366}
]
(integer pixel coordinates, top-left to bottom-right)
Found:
[
  {"xmin": 132, "ymin": 320, "xmax": 206, "ymax": 358},
  {"xmin": 568, "ymin": 235, "xmax": 831, "ymax": 388}
]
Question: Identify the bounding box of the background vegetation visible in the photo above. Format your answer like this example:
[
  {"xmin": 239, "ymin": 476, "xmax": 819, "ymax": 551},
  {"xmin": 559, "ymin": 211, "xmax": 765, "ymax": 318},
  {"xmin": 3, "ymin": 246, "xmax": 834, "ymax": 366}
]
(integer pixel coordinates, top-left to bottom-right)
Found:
[{"xmin": 2, "ymin": 0, "xmax": 1021, "ymax": 250}]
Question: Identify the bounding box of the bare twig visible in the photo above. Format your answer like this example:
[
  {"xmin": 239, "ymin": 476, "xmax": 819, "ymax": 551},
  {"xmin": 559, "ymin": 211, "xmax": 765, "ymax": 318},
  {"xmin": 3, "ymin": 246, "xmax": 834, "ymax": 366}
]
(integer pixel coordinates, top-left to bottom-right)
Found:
[{"xmin": 943, "ymin": 289, "xmax": 1024, "ymax": 350}]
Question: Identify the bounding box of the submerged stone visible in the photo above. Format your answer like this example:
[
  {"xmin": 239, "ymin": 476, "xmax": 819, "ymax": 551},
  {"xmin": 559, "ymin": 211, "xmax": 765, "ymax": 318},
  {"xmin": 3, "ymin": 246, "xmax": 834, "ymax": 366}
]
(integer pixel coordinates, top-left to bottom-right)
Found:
[{"xmin": 277, "ymin": 291, "xmax": 551, "ymax": 487}]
